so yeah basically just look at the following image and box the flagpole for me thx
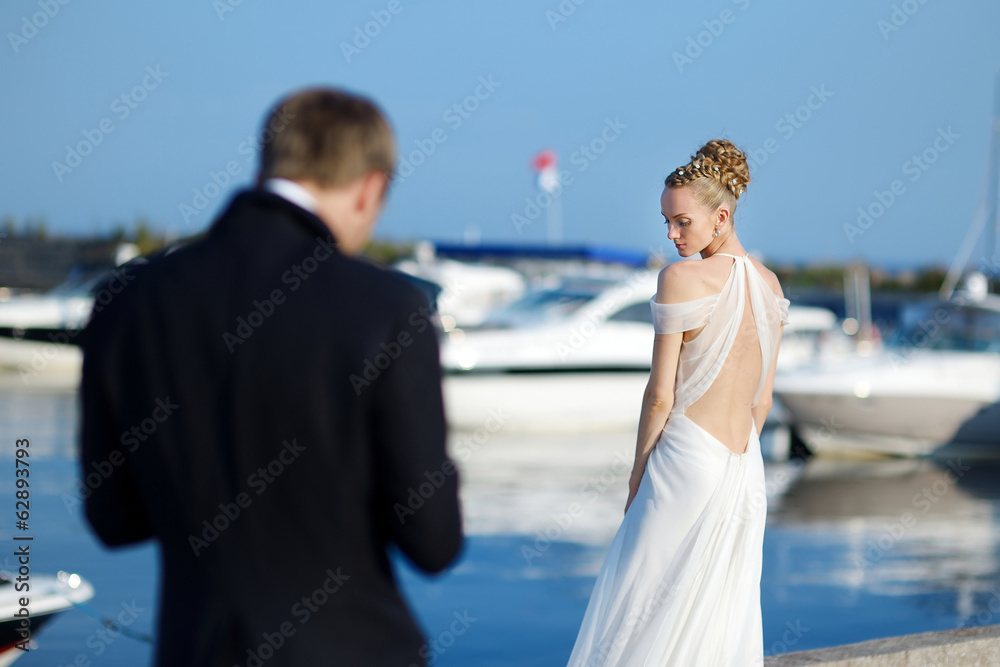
[548,190,562,245]
[532,149,562,246]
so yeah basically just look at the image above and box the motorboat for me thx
[773,277,1000,459]
[0,242,141,385]
[0,267,107,386]
[441,268,847,434]
[773,69,1000,460]
[441,270,660,432]
[443,270,661,373]
[0,570,95,665]
[395,241,526,329]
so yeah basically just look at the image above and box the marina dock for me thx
[766,623,1000,666]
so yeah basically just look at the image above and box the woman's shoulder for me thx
[748,256,785,300]
[656,260,717,303]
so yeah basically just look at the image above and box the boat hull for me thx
[0,572,95,665]
[775,351,1000,458]
[444,370,648,432]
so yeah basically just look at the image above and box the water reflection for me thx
[3,384,1000,659]
[768,457,1000,627]
[0,386,78,458]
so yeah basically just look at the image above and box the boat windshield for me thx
[885,300,1000,353]
[477,280,607,329]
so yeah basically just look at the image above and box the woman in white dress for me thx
[567,139,790,666]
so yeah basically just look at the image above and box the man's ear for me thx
[356,171,388,214]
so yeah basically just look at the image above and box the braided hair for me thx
[664,139,750,222]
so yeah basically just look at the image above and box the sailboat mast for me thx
[940,67,1000,299]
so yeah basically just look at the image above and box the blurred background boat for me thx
[0,245,139,388]
[0,570,94,665]
[774,70,1000,460]
[438,262,855,437]
[395,241,527,329]
[774,276,1000,459]
[0,270,102,383]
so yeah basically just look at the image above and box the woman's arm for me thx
[625,266,687,514]
[625,336,682,513]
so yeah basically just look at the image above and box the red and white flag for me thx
[532,149,559,194]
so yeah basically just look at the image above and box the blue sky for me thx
[2,0,999,268]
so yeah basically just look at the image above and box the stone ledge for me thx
[764,624,1000,666]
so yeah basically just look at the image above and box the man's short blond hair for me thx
[258,88,395,189]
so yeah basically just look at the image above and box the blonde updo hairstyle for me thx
[664,138,750,225]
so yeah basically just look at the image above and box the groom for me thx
[79,88,463,666]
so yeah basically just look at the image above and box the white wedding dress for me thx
[567,252,790,666]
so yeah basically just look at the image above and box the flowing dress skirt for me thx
[566,413,767,666]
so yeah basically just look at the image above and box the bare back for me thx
[650,253,788,455]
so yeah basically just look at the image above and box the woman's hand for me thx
[624,468,644,515]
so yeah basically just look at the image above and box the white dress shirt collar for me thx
[262,178,318,214]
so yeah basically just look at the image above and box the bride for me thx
[567,139,790,666]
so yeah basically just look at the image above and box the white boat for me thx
[0,571,95,665]
[774,281,1000,459]
[441,271,656,432]
[0,246,143,387]
[442,269,847,434]
[395,242,527,329]
[0,269,104,386]
[773,69,1000,460]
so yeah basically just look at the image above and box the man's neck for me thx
[262,178,319,214]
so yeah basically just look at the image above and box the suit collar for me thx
[214,188,337,244]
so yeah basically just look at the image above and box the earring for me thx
[714,229,720,237]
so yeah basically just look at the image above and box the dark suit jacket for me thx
[80,188,463,666]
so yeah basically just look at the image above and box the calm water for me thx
[2,386,999,666]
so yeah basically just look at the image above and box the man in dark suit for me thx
[79,88,463,666]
